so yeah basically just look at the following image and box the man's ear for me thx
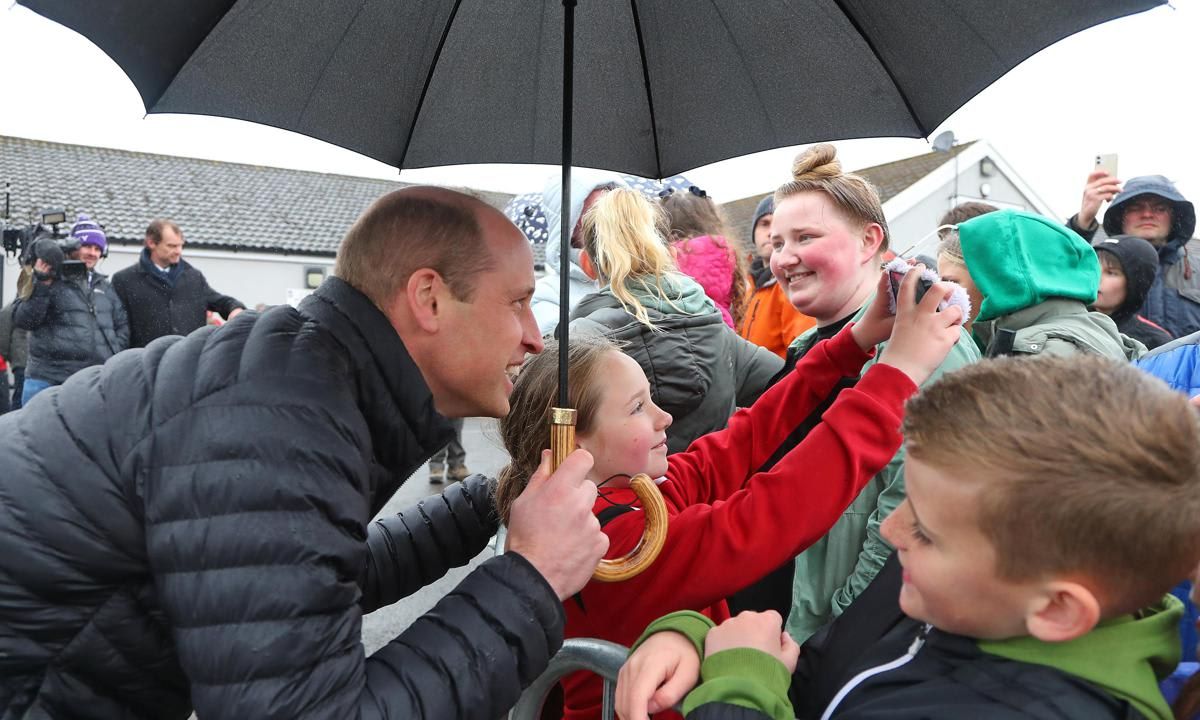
[860,223,886,262]
[580,250,598,280]
[1024,580,1101,643]
[406,268,445,333]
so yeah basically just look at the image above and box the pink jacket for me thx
[672,235,738,327]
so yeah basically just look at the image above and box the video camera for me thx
[3,209,85,281]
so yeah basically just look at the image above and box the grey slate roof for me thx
[721,142,977,249]
[0,134,513,256]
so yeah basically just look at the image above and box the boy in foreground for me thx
[617,355,1200,720]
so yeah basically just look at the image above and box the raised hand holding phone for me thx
[877,269,964,386]
[1079,154,1121,229]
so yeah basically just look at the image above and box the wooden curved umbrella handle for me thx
[550,408,667,583]
[591,472,668,583]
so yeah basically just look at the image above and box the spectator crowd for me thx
[2,145,1200,720]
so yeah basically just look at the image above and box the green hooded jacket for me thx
[958,209,1145,361]
[785,298,980,643]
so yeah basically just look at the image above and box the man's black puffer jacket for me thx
[0,276,564,719]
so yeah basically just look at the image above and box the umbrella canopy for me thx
[20,0,1162,412]
[21,1,1160,179]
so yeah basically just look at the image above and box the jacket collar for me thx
[299,277,455,502]
[138,248,186,285]
[749,256,776,290]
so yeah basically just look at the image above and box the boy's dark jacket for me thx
[111,248,245,348]
[673,554,1181,720]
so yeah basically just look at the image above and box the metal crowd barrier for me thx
[509,638,629,720]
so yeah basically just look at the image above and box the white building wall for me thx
[887,159,1045,261]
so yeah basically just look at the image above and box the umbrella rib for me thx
[627,0,663,178]
[829,0,927,136]
[398,0,466,167]
[297,0,370,128]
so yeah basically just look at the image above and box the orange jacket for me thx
[739,279,815,358]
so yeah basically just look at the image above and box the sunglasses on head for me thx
[658,185,708,199]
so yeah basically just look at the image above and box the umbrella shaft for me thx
[557,0,576,409]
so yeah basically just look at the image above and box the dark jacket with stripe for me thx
[0,277,563,719]
[690,554,1149,720]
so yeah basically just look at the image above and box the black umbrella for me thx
[18,0,1162,406]
[19,0,1163,497]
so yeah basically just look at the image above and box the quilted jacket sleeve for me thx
[146,379,560,719]
[110,283,130,351]
[12,282,51,330]
[360,474,500,614]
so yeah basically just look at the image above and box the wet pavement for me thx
[361,416,512,655]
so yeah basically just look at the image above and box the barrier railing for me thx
[509,638,629,720]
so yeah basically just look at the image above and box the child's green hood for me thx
[958,209,1100,323]
[978,594,1183,720]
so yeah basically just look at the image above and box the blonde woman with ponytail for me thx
[725,143,981,642]
[570,188,781,453]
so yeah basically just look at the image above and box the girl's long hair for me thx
[581,189,682,329]
[495,334,619,524]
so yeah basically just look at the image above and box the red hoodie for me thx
[561,325,916,719]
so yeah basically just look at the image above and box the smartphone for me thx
[887,267,932,312]
[1095,153,1118,178]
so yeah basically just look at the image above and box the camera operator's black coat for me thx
[0,277,564,719]
[12,270,129,384]
[111,249,246,348]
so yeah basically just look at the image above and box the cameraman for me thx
[14,214,128,404]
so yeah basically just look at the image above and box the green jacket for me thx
[785,300,980,643]
[972,297,1145,360]
[958,208,1145,360]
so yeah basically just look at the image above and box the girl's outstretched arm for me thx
[592,355,914,616]
[668,325,872,506]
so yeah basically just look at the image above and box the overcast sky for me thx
[1,3,1197,219]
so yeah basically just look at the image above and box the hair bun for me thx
[792,143,842,181]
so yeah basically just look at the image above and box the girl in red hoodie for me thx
[495,268,963,720]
